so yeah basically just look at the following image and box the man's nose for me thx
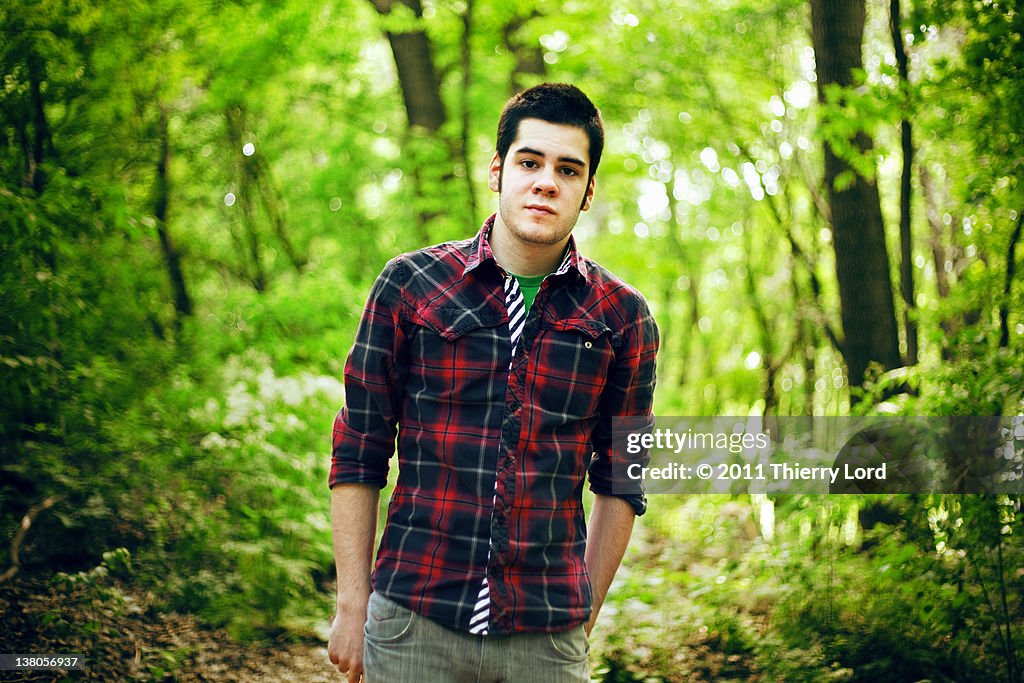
[532,167,557,195]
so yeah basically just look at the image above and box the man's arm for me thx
[583,493,636,635]
[327,483,379,681]
[585,299,658,635]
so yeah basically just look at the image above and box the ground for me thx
[1,521,766,683]
[0,577,338,682]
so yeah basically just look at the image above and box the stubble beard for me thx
[497,193,581,248]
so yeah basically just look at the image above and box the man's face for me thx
[488,118,595,250]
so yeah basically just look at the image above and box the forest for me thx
[1,0,1023,680]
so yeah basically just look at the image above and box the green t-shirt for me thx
[512,273,546,314]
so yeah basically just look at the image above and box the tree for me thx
[890,0,917,365]
[810,0,901,390]
[366,0,474,243]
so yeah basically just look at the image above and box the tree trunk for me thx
[23,51,64,438]
[1000,211,1022,348]
[154,105,192,326]
[742,223,782,416]
[459,0,478,224]
[810,0,901,389]
[254,155,305,272]
[368,0,474,244]
[225,106,267,292]
[368,0,445,131]
[919,165,971,363]
[367,0,445,132]
[890,0,917,364]
[503,12,545,95]
[27,52,52,195]
[663,178,695,390]
[382,37,445,132]
[919,166,951,299]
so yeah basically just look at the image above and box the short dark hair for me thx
[495,83,604,182]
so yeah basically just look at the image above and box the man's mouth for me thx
[525,204,556,215]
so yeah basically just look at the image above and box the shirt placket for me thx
[469,274,525,635]
[472,243,575,634]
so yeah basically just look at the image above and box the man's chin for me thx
[513,226,571,247]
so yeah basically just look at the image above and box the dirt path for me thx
[236,642,340,682]
[0,577,347,682]
[3,569,755,682]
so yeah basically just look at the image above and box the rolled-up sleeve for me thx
[329,257,409,489]
[588,299,659,516]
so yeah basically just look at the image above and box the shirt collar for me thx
[464,214,589,283]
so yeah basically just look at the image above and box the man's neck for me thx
[489,216,569,277]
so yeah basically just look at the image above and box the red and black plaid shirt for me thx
[330,215,659,634]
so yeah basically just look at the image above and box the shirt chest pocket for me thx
[529,318,622,422]
[406,304,507,407]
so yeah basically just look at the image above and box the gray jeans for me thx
[362,592,591,683]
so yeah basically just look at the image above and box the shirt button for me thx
[585,341,593,349]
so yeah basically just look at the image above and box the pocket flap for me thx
[414,304,505,341]
[549,318,621,345]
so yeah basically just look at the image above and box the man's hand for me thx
[328,597,368,681]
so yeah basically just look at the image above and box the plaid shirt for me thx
[330,215,659,635]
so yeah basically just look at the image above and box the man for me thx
[327,83,658,682]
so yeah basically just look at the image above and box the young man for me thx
[327,83,658,682]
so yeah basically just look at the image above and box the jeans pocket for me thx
[364,593,416,643]
[547,625,590,662]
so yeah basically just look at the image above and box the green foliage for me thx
[596,494,1014,681]
[145,352,339,638]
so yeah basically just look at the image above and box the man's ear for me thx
[488,153,502,193]
[581,176,595,211]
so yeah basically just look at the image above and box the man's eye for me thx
[520,159,538,168]
[560,167,579,176]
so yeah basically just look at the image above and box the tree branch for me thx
[697,70,843,355]
[0,495,62,584]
